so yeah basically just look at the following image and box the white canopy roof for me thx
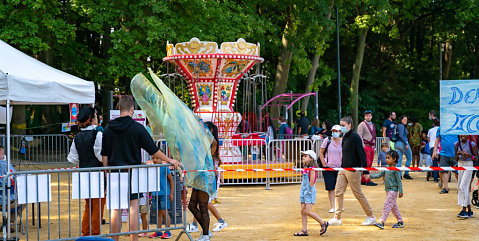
[0,39,95,105]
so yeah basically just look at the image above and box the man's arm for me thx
[151,150,179,169]
[382,127,387,138]
[67,140,79,165]
[102,156,108,167]
[433,136,440,159]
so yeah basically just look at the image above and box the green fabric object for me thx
[131,69,216,196]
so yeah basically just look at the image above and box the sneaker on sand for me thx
[186,223,199,233]
[328,208,335,213]
[468,211,474,217]
[195,235,210,241]
[160,231,172,239]
[440,188,449,194]
[148,232,163,238]
[457,210,469,218]
[361,216,377,226]
[392,222,404,228]
[213,221,228,232]
[328,218,342,226]
[366,181,378,186]
[374,222,384,229]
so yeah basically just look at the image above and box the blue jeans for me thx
[395,141,412,176]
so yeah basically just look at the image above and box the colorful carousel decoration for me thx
[163,38,296,180]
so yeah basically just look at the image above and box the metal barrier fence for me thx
[0,135,70,165]
[1,164,191,241]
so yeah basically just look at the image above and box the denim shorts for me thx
[152,195,170,210]
[300,188,317,204]
[439,155,457,173]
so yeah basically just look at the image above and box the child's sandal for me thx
[293,230,308,236]
[320,222,329,235]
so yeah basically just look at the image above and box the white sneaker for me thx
[213,221,228,232]
[186,223,199,232]
[328,208,335,213]
[328,218,342,226]
[195,234,210,241]
[361,216,377,226]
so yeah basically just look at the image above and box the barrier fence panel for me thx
[1,164,192,241]
[267,139,313,185]
[220,139,268,185]
[0,135,70,165]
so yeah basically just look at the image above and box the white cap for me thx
[332,125,341,131]
[301,150,317,161]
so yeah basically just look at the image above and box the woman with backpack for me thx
[318,125,343,213]
[394,115,413,179]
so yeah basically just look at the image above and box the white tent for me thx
[0,39,95,172]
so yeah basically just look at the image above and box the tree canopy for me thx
[1,0,478,132]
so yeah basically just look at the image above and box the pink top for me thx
[302,169,318,183]
[321,137,343,168]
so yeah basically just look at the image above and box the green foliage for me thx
[2,0,479,134]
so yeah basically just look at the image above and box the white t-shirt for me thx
[139,194,148,205]
[427,127,439,149]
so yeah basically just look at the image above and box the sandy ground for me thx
[10,165,479,241]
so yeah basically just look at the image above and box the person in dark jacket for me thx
[67,106,105,236]
[101,96,179,241]
[328,116,377,227]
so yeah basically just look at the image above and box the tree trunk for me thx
[11,106,26,135]
[444,42,453,79]
[350,28,368,129]
[301,55,320,111]
[300,0,334,111]
[270,23,293,120]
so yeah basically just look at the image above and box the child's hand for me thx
[399,193,403,198]
[169,193,174,202]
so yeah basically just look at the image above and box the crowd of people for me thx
[288,109,478,236]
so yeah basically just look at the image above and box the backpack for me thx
[284,126,293,139]
[390,125,399,142]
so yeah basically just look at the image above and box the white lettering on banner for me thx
[17,174,52,204]
[440,80,479,135]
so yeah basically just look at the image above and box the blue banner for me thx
[440,80,479,135]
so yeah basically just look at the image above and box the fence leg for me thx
[175,229,193,241]
[265,176,271,190]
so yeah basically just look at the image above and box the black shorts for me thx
[323,170,338,191]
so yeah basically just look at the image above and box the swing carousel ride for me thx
[162,38,298,181]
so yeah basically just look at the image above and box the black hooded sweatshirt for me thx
[101,115,159,166]
[341,129,368,173]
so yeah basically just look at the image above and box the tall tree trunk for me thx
[270,22,293,120]
[350,28,368,129]
[444,42,453,79]
[301,0,334,111]
[301,55,320,111]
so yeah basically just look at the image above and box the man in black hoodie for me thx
[101,96,179,241]
[328,116,377,227]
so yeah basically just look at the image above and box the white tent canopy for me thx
[0,39,95,105]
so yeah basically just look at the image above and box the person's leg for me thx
[347,171,374,217]
[390,192,403,222]
[111,209,121,241]
[379,191,394,223]
[328,191,335,210]
[128,199,139,241]
[440,156,451,190]
[458,161,473,207]
[404,145,413,176]
[81,199,92,236]
[333,171,348,220]
[362,146,374,183]
[432,156,439,182]
[301,203,307,233]
[395,142,405,174]
[304,203,324,224]
[141,212,148,231]
[91,198,102,235]
[208,203,222,221]
[189,189,210,236]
